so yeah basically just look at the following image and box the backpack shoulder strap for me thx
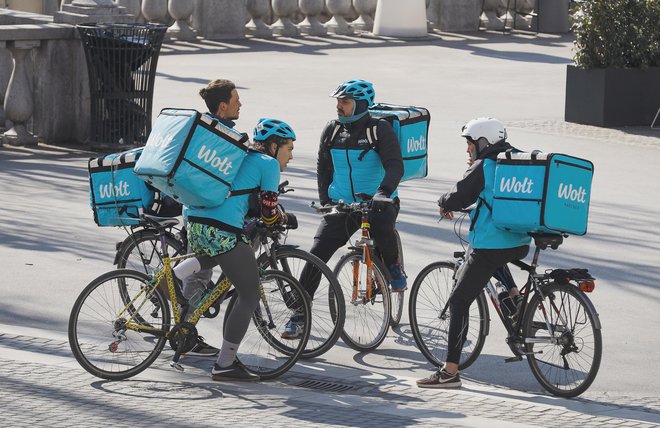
[229,186,260,197]
[358,119,380,161]
[323,120,341,148]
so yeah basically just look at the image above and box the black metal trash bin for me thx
[78,23,167,150]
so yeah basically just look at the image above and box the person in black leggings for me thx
[170,118,298,381]
[417,117,531,389]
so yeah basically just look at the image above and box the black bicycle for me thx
[408,210,602,397]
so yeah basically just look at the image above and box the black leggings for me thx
[300,202,400,298]
[446,245,530,365]
[197,241,260,344]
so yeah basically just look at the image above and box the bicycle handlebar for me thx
[309,194,394,215]
[278,180,293,195]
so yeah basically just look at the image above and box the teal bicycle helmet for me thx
[253,118,296,142]
[330,79,376,107]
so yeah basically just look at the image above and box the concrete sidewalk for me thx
[1,322,659,427]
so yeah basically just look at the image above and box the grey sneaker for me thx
[211,361,260,382]
[416,367,462,388]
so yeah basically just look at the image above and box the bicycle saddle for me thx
[529,233,564,250]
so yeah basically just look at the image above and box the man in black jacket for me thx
[285,79,406,339]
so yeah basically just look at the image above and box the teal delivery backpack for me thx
[491,151,594,235]
[88,148,155,226]
[134,109,250,208]
[368,103,430,182]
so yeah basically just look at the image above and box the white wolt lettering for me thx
[198,145,234,175]
[407,136,427,153]
[150,132,174,148]
[558,183,587,203]
[99,180,130,199]
[499,177,534,194]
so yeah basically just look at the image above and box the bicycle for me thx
[69,214,312,381]
[113,183,345,359]
[408,210,602,397]
[312,194,406,351]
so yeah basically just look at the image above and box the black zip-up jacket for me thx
[317,114,404,205]
[438,142,516,211]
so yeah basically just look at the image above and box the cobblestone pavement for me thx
[1,331,659,427]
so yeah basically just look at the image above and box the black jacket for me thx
[438,142,516,211]
[317,114,404,205]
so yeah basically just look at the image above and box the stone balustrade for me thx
[0,0,563,147]
[1,9,82,147]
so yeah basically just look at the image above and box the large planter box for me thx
[565,65,660,127]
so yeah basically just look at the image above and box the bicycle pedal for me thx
[504,356,523,363]
[170,361,185,372]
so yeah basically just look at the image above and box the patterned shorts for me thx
[187,223,249,257]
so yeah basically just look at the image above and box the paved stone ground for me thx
[1,331,659,427]
[507,120,660,148]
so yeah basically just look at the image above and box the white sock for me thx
[216,340,239,368]
[172,257,202,281]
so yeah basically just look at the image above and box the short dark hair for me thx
[199,79,236,113]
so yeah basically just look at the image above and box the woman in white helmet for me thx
[416,117,531,389]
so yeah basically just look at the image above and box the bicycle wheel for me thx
[522,282,602,397]
[115,229,185,274]
[389,229,405,327]
[409,261,488,370]
[223,270,311,380]
[257,248,345,359]
[334,251,391,352]
[68,269,171,380]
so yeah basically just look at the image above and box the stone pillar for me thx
[0,44,11,132]
[481,0,508,30]
[299,0,327,35]
[438,0,481,31]
[193,0,247,39]
[325,0,353,35]
[168,0,196,40]
[426,0,437,31]
[352,0,376,31]
[512,0,536,30]
[3,41,40,147]
[247,0,274,37]
[142,0,169,24]
[271,0,300,37]
[116,0,143,22]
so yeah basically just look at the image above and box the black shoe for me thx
[186,336,219,356]
[211,361,260,381]
[416,367,462,388]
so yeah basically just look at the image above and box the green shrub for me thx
[572,0,660,68]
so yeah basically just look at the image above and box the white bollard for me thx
[373,0,428,37]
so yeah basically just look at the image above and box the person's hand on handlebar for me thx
[276,205,298,229]
[439,207,454,220]
[371,193,390,213]
[283,212,298,229]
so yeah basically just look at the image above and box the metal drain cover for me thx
[295,380,357,393]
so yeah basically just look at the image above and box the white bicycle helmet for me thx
[461,117,507,147]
